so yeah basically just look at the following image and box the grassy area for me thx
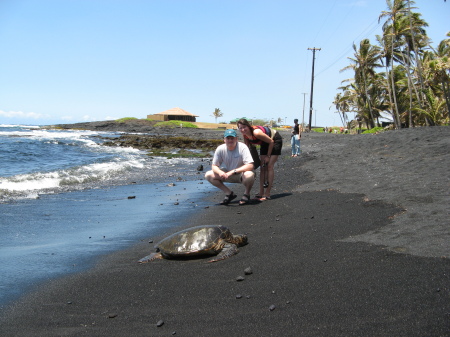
[115,117,139,123]
[362,127,384,134]
[154,120,198,128]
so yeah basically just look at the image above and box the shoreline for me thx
[0,178,213,308]
[1,126,448,336]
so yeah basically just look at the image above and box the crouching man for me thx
[205,129,254,205]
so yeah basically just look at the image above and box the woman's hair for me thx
[237,118,252,129]
[294,119,298,123]
[237,118,253,145]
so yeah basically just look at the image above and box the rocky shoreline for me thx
[49,120,234,155]
[47,120,227,139]
[101,135,223,157]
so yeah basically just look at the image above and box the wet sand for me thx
[1,126,448,336]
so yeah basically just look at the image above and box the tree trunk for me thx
[442,79,450,118]
[400,51,414,127]
[390,42,402,128]
[407,0,426,112]
[384,63,397,127]
[362,71,375,129]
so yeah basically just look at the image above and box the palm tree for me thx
[423,34,450,120]
[379,0,410,127]
[341,39,382,128]
[396,9,429,126]
[405,1,430,111]
[376,33,399,127]
[212,108,223,123]
[416,87,448,125]
[332,92,352,128]
[336,0,448,127]
[434,33,450,115]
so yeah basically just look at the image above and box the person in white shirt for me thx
[205,129,255,205]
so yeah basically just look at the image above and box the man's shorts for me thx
[224,171,255,183]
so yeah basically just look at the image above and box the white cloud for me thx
[0,110,50,120]
[104,116,119,120]
[60,115,74,121]
[82,115,96,121]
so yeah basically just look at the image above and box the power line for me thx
[315,18,383,78]
[308,0,338,46]
[312,1,356,50]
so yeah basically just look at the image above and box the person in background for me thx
[237,118,282,201]
[204,129,255,205]
[291,118,302,157]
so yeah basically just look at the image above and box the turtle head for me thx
[234,234,248,246]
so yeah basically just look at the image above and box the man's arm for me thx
[236,163,254,173]
[213,162,253,179]
[211,164,228,180]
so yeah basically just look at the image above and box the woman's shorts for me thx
[260,132,283,156]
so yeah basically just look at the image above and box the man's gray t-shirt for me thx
[212,142,253,171]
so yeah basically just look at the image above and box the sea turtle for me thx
[138,225,248,263]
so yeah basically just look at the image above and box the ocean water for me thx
[0,125,212,307]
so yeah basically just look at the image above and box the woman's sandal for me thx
[239,194,250,205]
[255,194,263,199]
[220,192,237,205]
[260,196,271,201]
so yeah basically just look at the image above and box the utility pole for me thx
[308,47,321,131]
[301,93,307,130]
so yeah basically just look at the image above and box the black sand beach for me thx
[1,126,449,336]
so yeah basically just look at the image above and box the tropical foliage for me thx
[335,0,449,129]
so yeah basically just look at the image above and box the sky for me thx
[0,0,448,127]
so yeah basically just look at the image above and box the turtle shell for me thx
[156,225,230,258]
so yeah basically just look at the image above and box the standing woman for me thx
[291,118,302,157]
[237,118,283,200]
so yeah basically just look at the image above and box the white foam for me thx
[0,156,147,194]
[0,124,40,129]
[0,129,97,139]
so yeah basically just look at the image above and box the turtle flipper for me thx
[138,252,163,263]
[208,243,238,263]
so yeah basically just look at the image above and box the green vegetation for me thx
[362,127,385,134]
[334,0,449,129]
[154,120,198,128]
[115,117,138,123]
[311,128,325,133]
